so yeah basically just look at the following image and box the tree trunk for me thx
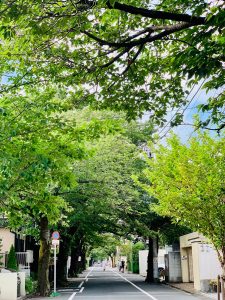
[145,236,158,283]
[110,255,115,268]
[145,237,154,283]
[153,236,159,281]
[57,234,70,285]
[38,216,51,296]
[81,246,86,271]
[68,240,82,277]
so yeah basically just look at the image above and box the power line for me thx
[158,79,206,139]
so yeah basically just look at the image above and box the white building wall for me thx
[180,232,222,292]
[199,244,222,280]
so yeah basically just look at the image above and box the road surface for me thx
[30,267,213,300]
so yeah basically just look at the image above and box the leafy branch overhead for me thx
[0,0,224,128]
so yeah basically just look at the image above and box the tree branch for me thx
[122,43,145,75]
[119,24,190,44]
[83,22,198,48]
[182,122,225,133]
[100,46,131,69]
[106,1,206,25]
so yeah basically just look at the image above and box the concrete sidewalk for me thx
[166,282,217,299]
[26,272,89,300]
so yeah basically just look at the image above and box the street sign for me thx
[52,231,60,240]
[52,239,60,246]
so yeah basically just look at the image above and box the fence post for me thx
[218,275,220,300]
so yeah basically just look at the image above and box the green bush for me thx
[132,242,145,273]
[7,245,17,271]
[25,277,37,294]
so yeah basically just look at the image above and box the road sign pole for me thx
[51,231,60,297]
[54,243,57,294]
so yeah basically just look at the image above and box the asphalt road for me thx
[30,267,213,300]
[67,267,210,300]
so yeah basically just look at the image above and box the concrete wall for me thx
[193,243,222,292]
[139,248,172,277]
[158,248,166,268]
[0,228,15,253]
[0,273,17,300]
[168,252,182,282]
[18,272,26,297]
[139,250,148,276]
[0,272,26,299]
[180,232,206,283]
[180,232,222,292]
[180,247,189,282]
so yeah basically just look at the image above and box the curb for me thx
[199,292,217,299]
[164,283,217,299]
[163,282,195,295]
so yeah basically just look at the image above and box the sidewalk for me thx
[166,282,217,299]
[26,271,89,300]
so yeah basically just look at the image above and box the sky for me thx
[150,81,217,145]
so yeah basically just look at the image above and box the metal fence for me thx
[0,252,6,267]
[0,251,31,269]
[16,252,28,266]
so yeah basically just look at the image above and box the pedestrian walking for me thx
[120,260,125,273]
[102,260,106,271]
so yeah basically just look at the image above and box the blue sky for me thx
[154,81,217,144]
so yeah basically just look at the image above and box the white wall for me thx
[18,272,26,297]
[158,249,166,268]
[191,243,222,291]
[139,250,148,276]
[0,273,17,300]
[199,244,222,279]
[180,232,223,291]
[168,252,182,282]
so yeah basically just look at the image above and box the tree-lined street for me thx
[29,267,213,300]
[0,0,224,298]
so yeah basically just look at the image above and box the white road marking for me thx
[112,270,158,300]
[85,267,93,279]
[58,289,78,292]
[79,287,85,293]
[84,267,93,282]
[78,281,84,288]
[68,292,77,300]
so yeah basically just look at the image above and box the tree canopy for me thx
[0,0,224,293]
[141,132,225,271]
[0,0,224,129]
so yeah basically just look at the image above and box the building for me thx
[180,232,222,292]
[0,222,35,275]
